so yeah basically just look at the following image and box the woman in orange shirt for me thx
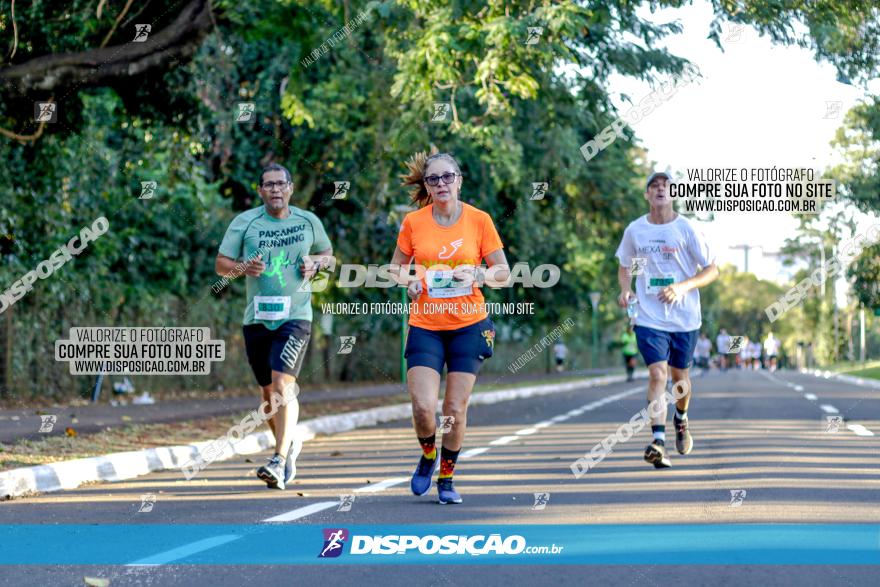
[389,150,510,504]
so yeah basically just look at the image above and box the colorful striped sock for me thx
[438,446,460,479]
[418,434,437,460]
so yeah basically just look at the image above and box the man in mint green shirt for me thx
[215,163,333,490]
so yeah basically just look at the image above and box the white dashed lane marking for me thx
[263,501,338,523]
[846,424,875,437]
[353,477,409,493]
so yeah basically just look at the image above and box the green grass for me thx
[827,360,880,380]
[841,365,880,381]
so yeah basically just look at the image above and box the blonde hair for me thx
[400,148,461,208]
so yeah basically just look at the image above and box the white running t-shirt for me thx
[615,214,715,333]
[694,337,712,358]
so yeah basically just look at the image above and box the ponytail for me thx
[400,148,461,208]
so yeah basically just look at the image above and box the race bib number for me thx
[646,275,675,294]
[426,270,472,299]
[254,296,291,320]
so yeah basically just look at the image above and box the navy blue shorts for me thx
[405,317,495,375]
[633,325,698,369]
[243,320,311,386]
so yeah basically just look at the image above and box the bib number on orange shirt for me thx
[426,269,472,299]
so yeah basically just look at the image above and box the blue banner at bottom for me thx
[1,525,878,565]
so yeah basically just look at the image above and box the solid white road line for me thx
[515,427,538,436]
[127,535,242,565]
[820,404,839,414]
[263,501,338,523]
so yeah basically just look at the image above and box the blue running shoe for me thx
[437,477,462,504]
[410,454,437,496]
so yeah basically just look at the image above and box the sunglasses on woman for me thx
[424,172,460,187]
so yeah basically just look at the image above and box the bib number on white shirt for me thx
[254,296,291,320]
[646,275,675,294]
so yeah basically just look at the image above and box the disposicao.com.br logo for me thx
[318,528,563,558]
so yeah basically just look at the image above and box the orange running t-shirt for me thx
[397,203,504,331]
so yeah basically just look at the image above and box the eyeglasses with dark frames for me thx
[424,172,460,187]
[261,180,290,190]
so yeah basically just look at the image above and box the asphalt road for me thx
[1,369,878,585]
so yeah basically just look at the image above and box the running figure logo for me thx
[236,102,255,123]
[337,336,356,355]
[530,182,548,200]
[140,181,157,200]
[825,415,843,433]
[439,415,455,434]
[729,489,747,507]
[337,495,355,512]
[823,101,843,119]
[431,102,450,122]
[265,250,292,287]
[318,528,349,558]
[727,336,745,354]
[133,24,151,42]
[630,257,647,276]
[438,238,464,259]
[724,23,744,43]
[38,415,57,433]
[34,102,57,123]
[532,492,550,510]
[525,27,543,45]
[332,181,350,200]
[138,493,156,513]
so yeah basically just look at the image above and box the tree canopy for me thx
[1,0,877,397]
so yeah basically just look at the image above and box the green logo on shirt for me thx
[265,250,293,287]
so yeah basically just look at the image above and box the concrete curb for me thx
[801,368,880,390]
[0,374,633,499]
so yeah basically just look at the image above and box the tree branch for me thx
[100,0,137,48]
[0,0,214,95]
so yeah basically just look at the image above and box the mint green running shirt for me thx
[219,205,331,330]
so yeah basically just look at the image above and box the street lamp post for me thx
[589,292,601,369]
